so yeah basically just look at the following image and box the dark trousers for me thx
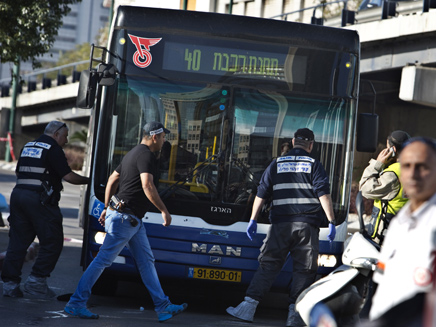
[1,188,64,284]
[246,221,319,304]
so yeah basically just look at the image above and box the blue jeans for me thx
[67,208,170,312]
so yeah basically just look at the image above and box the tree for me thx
[69,129,88,144]
[42,42,93,79]
[0,0,81,162]
[41,24,108,79]
[0,0,81,69]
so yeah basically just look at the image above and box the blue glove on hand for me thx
[246,220,257,241]
[327,223,336,242]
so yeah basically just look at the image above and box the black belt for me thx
[109,202,135,215]
[108,200,138,227]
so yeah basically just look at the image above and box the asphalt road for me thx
[0,165,288,327]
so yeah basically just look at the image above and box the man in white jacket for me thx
[368,137,436,326]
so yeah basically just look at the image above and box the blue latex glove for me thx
[310,302,336,327]
[327,223,336,242]
[246,220,257,241]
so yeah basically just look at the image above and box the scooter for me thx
[295,191,381,327]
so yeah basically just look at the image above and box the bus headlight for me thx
[94,232,106,244]
[318,254,337,267]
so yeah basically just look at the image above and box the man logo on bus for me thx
[128,34,162,68]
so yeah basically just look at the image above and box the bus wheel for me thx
[92,275,118,296]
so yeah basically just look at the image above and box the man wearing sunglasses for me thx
[65,121,187,322]
[2,121,90,299]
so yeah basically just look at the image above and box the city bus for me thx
[77,6,361,294]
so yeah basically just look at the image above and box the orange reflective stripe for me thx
[376,261,385,273]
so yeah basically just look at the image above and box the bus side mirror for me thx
[76,70,98,109]
[98,63,117,86]
[356,113,378,152]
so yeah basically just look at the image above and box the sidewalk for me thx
[0,160,17,171]
[0,160,15,227]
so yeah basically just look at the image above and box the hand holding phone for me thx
[377,146,396,163]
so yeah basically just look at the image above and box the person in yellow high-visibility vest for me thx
[359,130,411,244]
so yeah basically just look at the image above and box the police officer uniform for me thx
[1,133,71,292]
[226,128,335,326]
[245,145,331,304]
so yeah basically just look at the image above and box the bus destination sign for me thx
[163,41,305,82]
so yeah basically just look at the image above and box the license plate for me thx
[188,267,241,282]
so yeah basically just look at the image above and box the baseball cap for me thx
[143,121,170,136]
[294,128,315,141]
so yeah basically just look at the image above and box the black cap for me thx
[143,121,170,136]
[389,130,411,151]
[294,128,314,141]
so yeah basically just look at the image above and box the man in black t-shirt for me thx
[114,135,164,220]
[65,121,187,322]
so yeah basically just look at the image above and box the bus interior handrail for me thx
[159,152,222,200]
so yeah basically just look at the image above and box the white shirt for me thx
[369,192,436,320]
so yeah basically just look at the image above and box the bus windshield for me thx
[98,76,354,225]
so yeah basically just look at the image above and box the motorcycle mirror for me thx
[350,257,378,270]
